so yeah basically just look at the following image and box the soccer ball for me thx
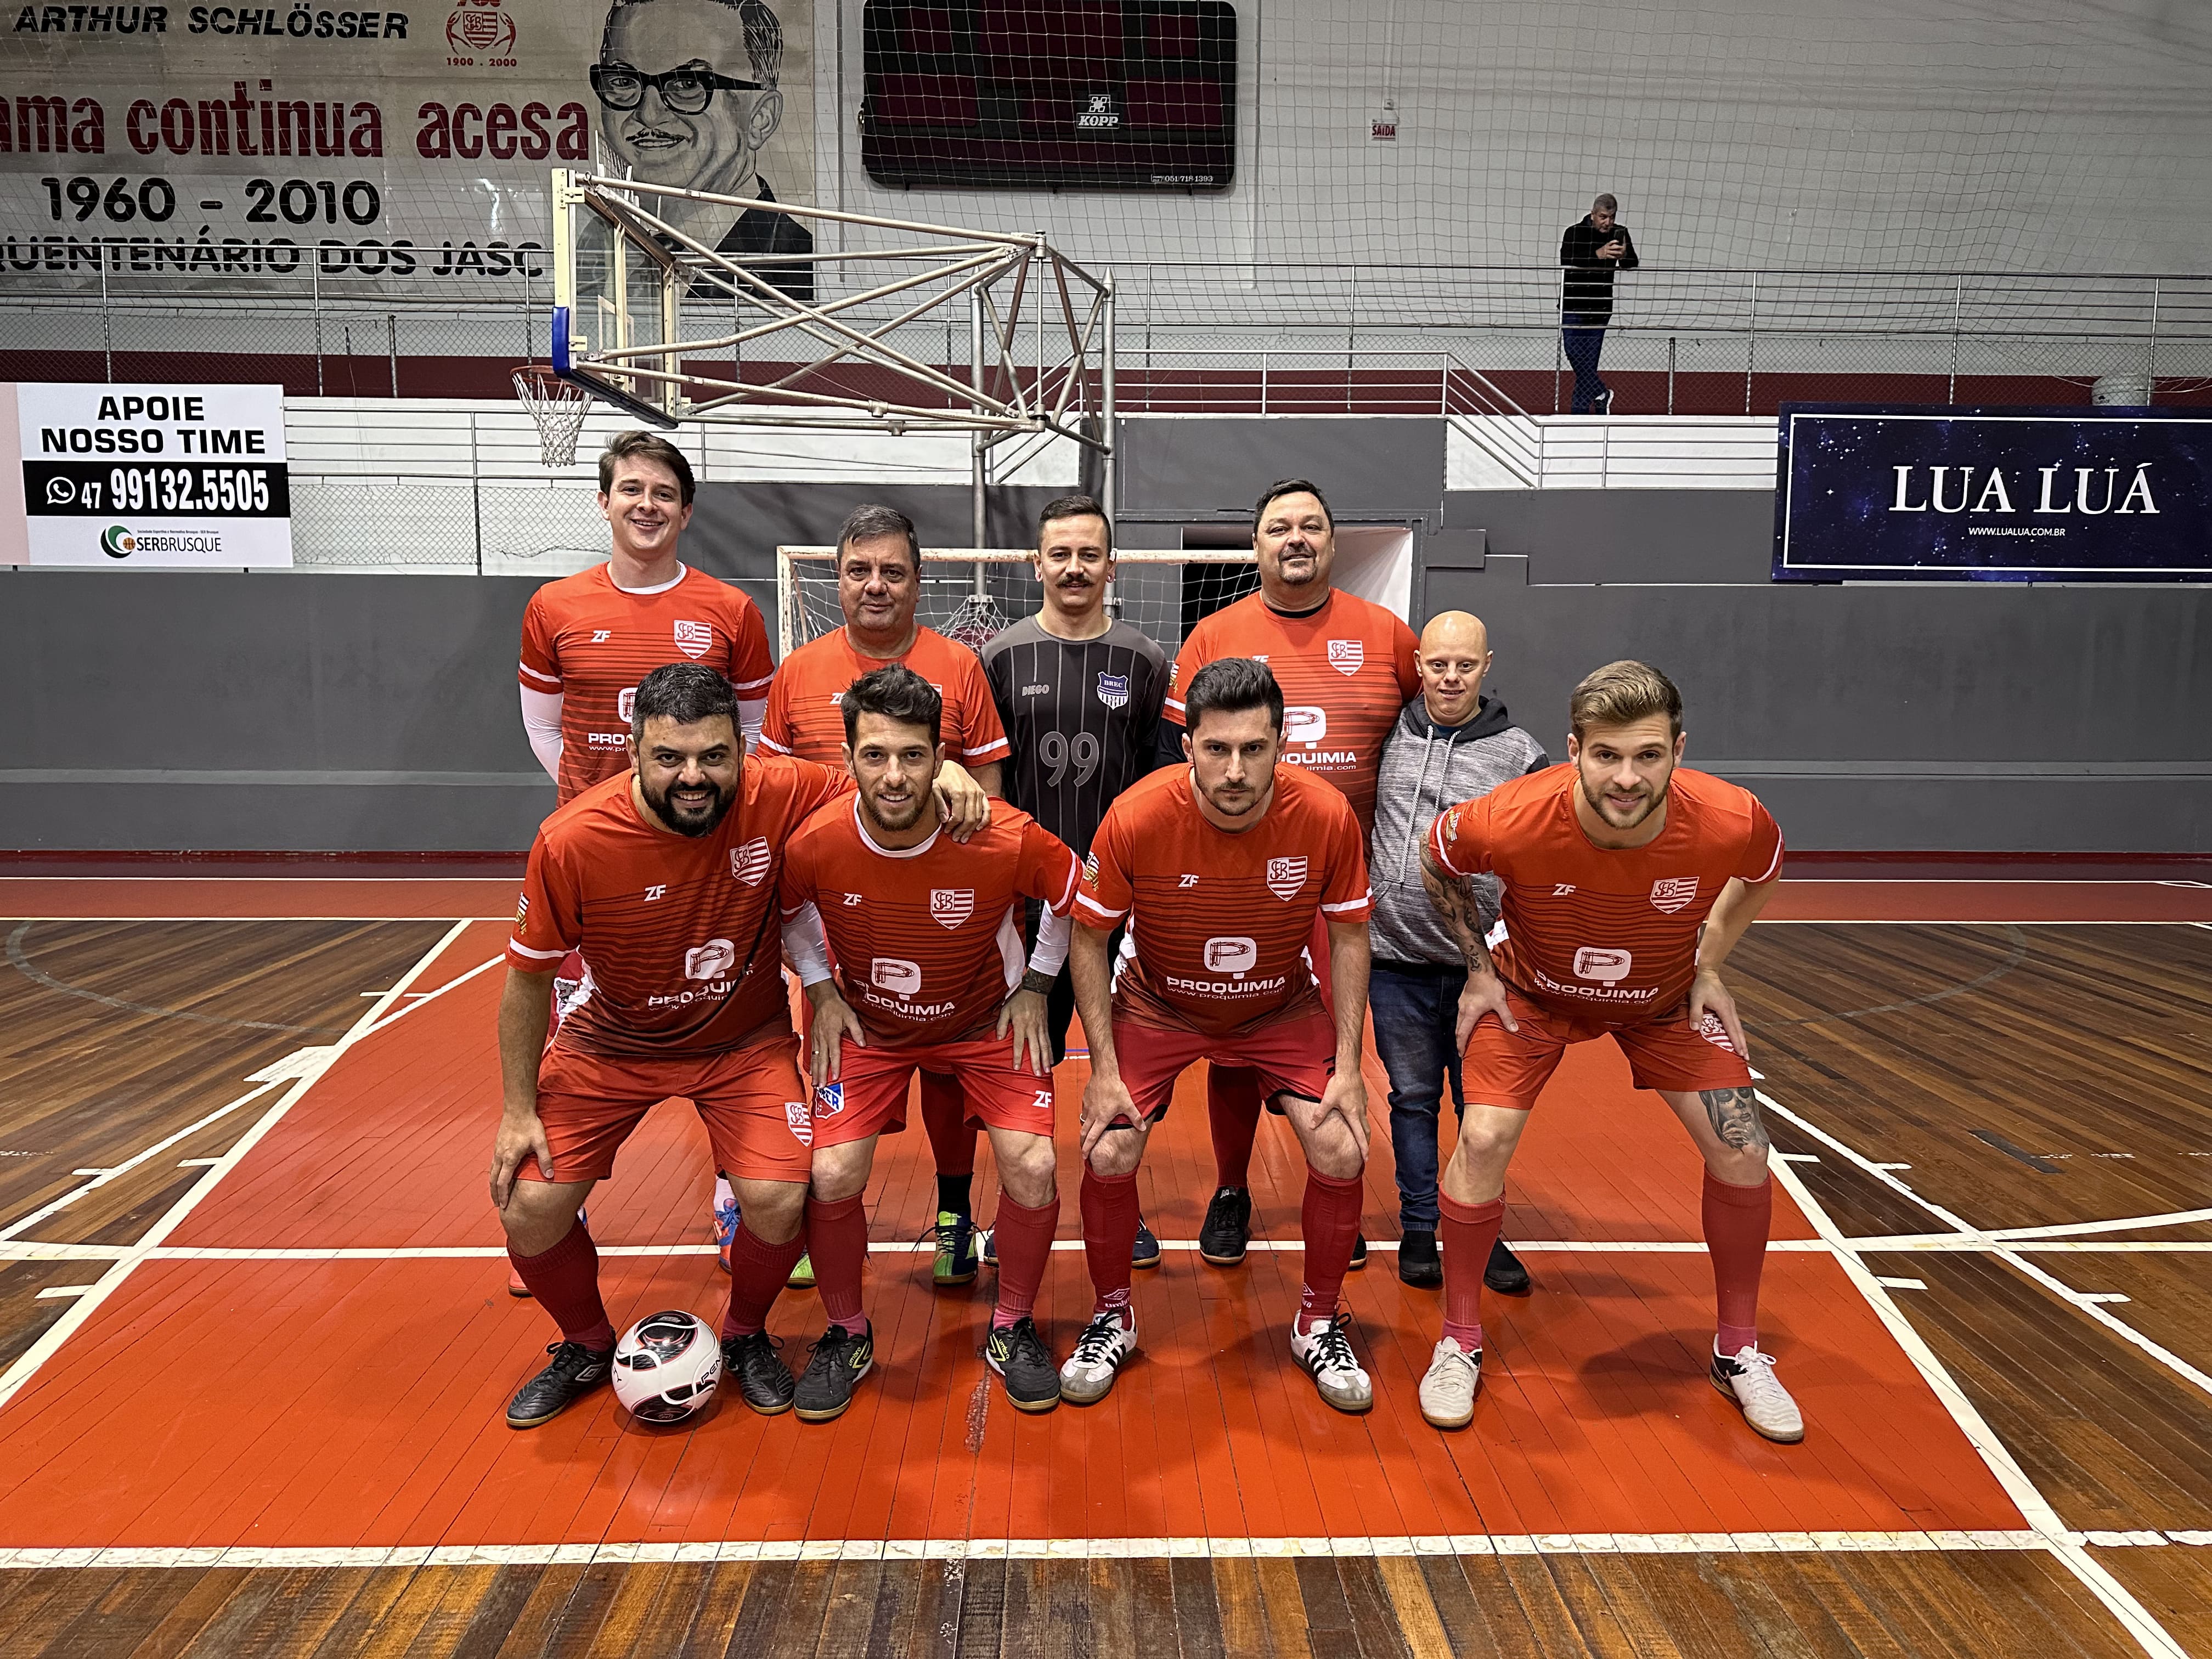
[610,1310,721,1424]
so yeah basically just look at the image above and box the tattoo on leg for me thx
[1700,1087,1770,1155]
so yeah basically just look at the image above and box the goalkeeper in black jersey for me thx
[982,493,1171,1267]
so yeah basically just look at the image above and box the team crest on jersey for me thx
[1082,852,1101,886]
[1649,877,1699,913]
[673,619,713,659]
[617,687,637,723]
[1327,639,1364,676]
[812,1081,844,1117]
[1096,670,1130,709]
[931,889,974,929]
[1266,856,1308,900]
[785,1101,814,1147]
[730,838,772,885]
[514,893,529,927]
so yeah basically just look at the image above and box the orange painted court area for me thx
[0,920,2022,1551]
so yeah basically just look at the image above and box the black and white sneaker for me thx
[1059,1312,1138,1405]
[1712,1343,1804,1443]
[505,1340,612,1429]
[1131,1215,1162,1270]
[1290,1314,1373,1414]
[984,1316,1062,1413]
[1348,1231,1368,1272]
[794,1322,874,1423]
[720,1330,795,1416]
[1199,1187,1253,1266]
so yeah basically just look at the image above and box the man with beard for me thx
[1160,481,1416,1271]
[1065,659,1378,1414]
[490,662,853,1427]
[778,666,1083,1417]
[760,503,1009,1289]
[980,494,1169,1269]
[1415,661,1796,1442]
[591,0,814,301]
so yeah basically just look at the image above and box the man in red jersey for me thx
[1065,658,1379,1414]
[1415,661,1798,1443]
[492,662,855,1429]
[760,503,1011,1289]
[777,664,1082,1418]
[1163,480,1416,1271]
[515,430,776,1280]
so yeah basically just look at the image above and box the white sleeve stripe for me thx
[1748,838,1784,885]
[962,739,1012,759]
[506,939,568,960]
[518,663,562,686]
[1321,894,1372,915]
[731,672,775,693]
[1075,891,1126,922]
[1050,861,1081,913]
[756,733,793,754]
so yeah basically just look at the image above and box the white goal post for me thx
[775,545,1260,661]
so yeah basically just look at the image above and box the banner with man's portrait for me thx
[0,0,814,296]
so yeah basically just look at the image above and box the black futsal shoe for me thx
[1398,1228,1442,1288]
[505,1340,612,1429]
[1348,1231,1369,1272]
[1485,1239,1534,1296]
[721,1331,796,1416]
[984,1316,1062,1412]
[1199,1187,1254,1265]
[794,1322,874,1422]
[1131,1215,1162,1269]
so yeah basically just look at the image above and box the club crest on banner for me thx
[1266,856,1308,901]
[1096,670,1130,709]
[674,620,713,659]
[1649,877,1699,913]
[730,838,772,885]
[785,1101,814,1147]
[1327,639,1364,676]
[931,888,974,928]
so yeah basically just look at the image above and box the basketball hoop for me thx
[512,364,592,468]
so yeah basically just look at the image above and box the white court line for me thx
[0,919,475,1415]
[1762,1094,2212,1406]
[1763,1119,2190,1658]
[129,1238,1843,1264]
[357,955,502,1038]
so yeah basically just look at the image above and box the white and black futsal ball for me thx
[611,1310,720,1424]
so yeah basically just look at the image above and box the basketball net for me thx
[512,365,592,468]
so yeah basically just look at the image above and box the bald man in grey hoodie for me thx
[1369,612,1549,1290]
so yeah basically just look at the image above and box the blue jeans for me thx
[1562,314,1608,413]
[1369,961,1469,1233]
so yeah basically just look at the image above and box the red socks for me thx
[1206,1065,1265,1190]
[989,1192,1060,1330]
[919,1071,977,1180]
[1296,1166,1364,1330]
[807,1192,871,1333]
[509,1220,614,1352]
[1438,1191,1504,1351]
[1703,1170,1773,1355]
[719,1221,807,1342]
[1080,1166,1140,1322]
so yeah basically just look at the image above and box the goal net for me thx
[776,547,1259,661]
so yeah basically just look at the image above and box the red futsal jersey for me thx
[1426,765,1784,1026]
[1166,588,1418,835]
[518,563,775,803]
[758,626,1011,769]
[781,802,1081,1047]
[506,757,850,1057]
[1077,765,1371,1037]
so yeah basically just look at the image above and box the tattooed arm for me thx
[1421,840,1519,1048]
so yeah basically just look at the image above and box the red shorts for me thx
[1110,1014,1336,1125]
[813,1036,1058,1149]
[528,1032,812,1186]
[1461,986,1753,1111]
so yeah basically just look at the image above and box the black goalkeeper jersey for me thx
[981,614,1169,859]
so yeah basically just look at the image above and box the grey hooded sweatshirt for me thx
[1367,692,1549,968]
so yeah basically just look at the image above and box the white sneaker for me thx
[1290,1314,1373,1414]
[1419,1337,1481,1429]
[1711,1343,1804,1443]
[1060,1311,1138,1404]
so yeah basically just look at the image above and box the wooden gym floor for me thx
[0,873,2208,1656]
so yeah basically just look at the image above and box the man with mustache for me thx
[979,494,1170,1269]
[777,665,1084,1418]
[491,662,851,1427]
[1160,481,1417,1272]
[759,503,1009,1289]
[1415,661,1797,1443]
